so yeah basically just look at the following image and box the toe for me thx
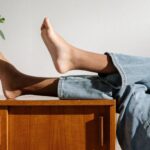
[44,17,54,31]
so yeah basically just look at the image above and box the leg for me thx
[117,84,150,150]
[41,17,117,74]
[0,53,59,99]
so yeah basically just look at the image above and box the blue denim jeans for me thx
[57,52,150,150]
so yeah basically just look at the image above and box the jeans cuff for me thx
[105,52,127,88]
[57,76,65,99]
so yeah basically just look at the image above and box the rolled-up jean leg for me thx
[57,75,114,100]
[106,52,150,86]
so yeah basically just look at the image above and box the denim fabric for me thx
[57,52,150,150]
[107,53,150,150]
[57,75,114,99]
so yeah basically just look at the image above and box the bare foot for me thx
[0,53,59,99]
[0,53,22,99]
[41,17,76,73]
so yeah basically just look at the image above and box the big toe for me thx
[44,17,53,30]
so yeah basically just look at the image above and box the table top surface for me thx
[0,95,115,106]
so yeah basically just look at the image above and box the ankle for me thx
[72,46,89,71]
[70,46,81,70]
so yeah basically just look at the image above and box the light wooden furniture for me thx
[0,99,116,150]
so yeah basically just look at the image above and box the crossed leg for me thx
[0,17,117,99]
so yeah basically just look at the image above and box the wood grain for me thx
[0,99,116,150]
[0,107,8,150]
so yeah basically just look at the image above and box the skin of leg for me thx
[41,17,117,74]
[72,47,117,74]
[3,71,59,98]
[18,74,59,97]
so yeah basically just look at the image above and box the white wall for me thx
[0,0,150,94]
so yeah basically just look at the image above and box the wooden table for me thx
[0,99,116,150]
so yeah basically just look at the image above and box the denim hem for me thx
[57,76,65,99]
[105,52,127,88]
